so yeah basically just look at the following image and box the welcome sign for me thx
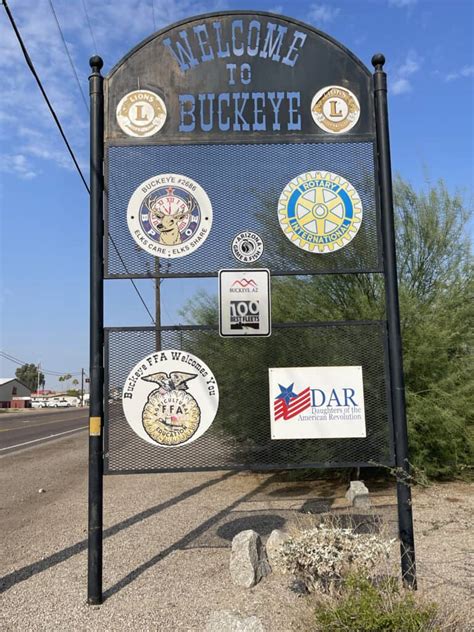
[106,13,373,143]
[269,365,366,439]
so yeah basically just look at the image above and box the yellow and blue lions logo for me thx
[278,171,363,253]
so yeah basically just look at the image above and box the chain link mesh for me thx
[106,140,381,278]
[105,322,394,473]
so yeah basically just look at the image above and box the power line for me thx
[2,0,88,191]
[46,0,155,325]
[108,234,156,323]
[80,0,156,326]
[3,0,155,325]
[151,0,157,31]
[47,0,89,114]
[81,0,98,54]
[0,351,81,376]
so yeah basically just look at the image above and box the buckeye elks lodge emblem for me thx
[127,174,213,258]
[278,171,363,254]
[123,350,219,447]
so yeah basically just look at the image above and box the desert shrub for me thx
[278,525,393,593]
[182,178,473,479]
[314,575,440,632]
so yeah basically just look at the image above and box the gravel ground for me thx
[0,431,472,631]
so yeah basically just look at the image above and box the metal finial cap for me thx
[89,56,104,71]
[371,54,386,69]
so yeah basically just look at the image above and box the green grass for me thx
[314,575,440,632]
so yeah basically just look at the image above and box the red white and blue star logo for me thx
[274,383,311,420]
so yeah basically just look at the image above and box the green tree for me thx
[15,364,45,392]
[58,373,72,390]
[182,177,473,478]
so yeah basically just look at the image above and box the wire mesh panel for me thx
[105,322,394,473]
[106,140,381,278]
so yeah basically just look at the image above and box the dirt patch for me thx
[1,434,472,630]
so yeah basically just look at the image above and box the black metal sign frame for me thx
[88,11,416,604]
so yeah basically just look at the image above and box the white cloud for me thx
[391,77,411,95]
[445,65,474,82]
[0,0,223,180]
[0,153,38,179]
[268,5,284,15]
[391,51,421,95]
[308,4,341,25]
[388,0,417,7]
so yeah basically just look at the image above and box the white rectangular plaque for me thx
[218,269,271,337]
[269,366,366,439]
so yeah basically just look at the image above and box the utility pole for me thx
[81,368,85,407]
[37,362,41,394]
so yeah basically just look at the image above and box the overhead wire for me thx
[0,351,81,376]
[47,0,89,114]
[80,0,159,326]
[151,0,157,31]
[81,0,98,53]
[2,0,88,191]
[2,0,156,325]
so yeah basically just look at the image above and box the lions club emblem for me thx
[122,350,219,447]
[278,171,363,253]
[116,89,167,137]
[311,86,360,134]
[127,174,213,258]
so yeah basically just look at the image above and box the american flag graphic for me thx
[274,386,311,420]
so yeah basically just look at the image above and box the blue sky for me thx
[0,0,473,389]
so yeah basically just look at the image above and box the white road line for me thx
[0,426,87,452]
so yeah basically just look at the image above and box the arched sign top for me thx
[105,11,374,143]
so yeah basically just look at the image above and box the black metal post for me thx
[372,54,416,589]
[88,55,104,605]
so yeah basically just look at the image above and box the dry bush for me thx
[278,524,393,593]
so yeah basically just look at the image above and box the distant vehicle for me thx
[56,399,71,408]
[31,400,47,409]
[46,399,71,408]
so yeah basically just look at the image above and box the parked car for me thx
[31,400,47,409]
[56,400,71,408]
[46,399,70,408]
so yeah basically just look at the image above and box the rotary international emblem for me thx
[311,86,360,134]
[278,171,363,253]
[123,350,219,447]
[116,89,167,137]
[127,174,213,258]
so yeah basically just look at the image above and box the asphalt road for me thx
[0,408,88,455]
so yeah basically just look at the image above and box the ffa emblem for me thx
[231,231,264,263]
[122,350,219,448]
[311,86,360,134]
[278,171,363,254]
[116,89,167,137]
[127,174,213,258]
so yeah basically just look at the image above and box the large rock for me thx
[206,611,265,632]
[265,529,289,570]
[345,481,371,508]
[230,530,270,588]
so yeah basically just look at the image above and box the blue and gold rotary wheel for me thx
[278,170,363,253]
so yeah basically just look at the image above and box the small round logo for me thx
[127,174,212,258]
[278,171,363,254]
[116,90,167,137]
[311,86,360,134]
[122,350,219,447]
[231,231,264,263]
